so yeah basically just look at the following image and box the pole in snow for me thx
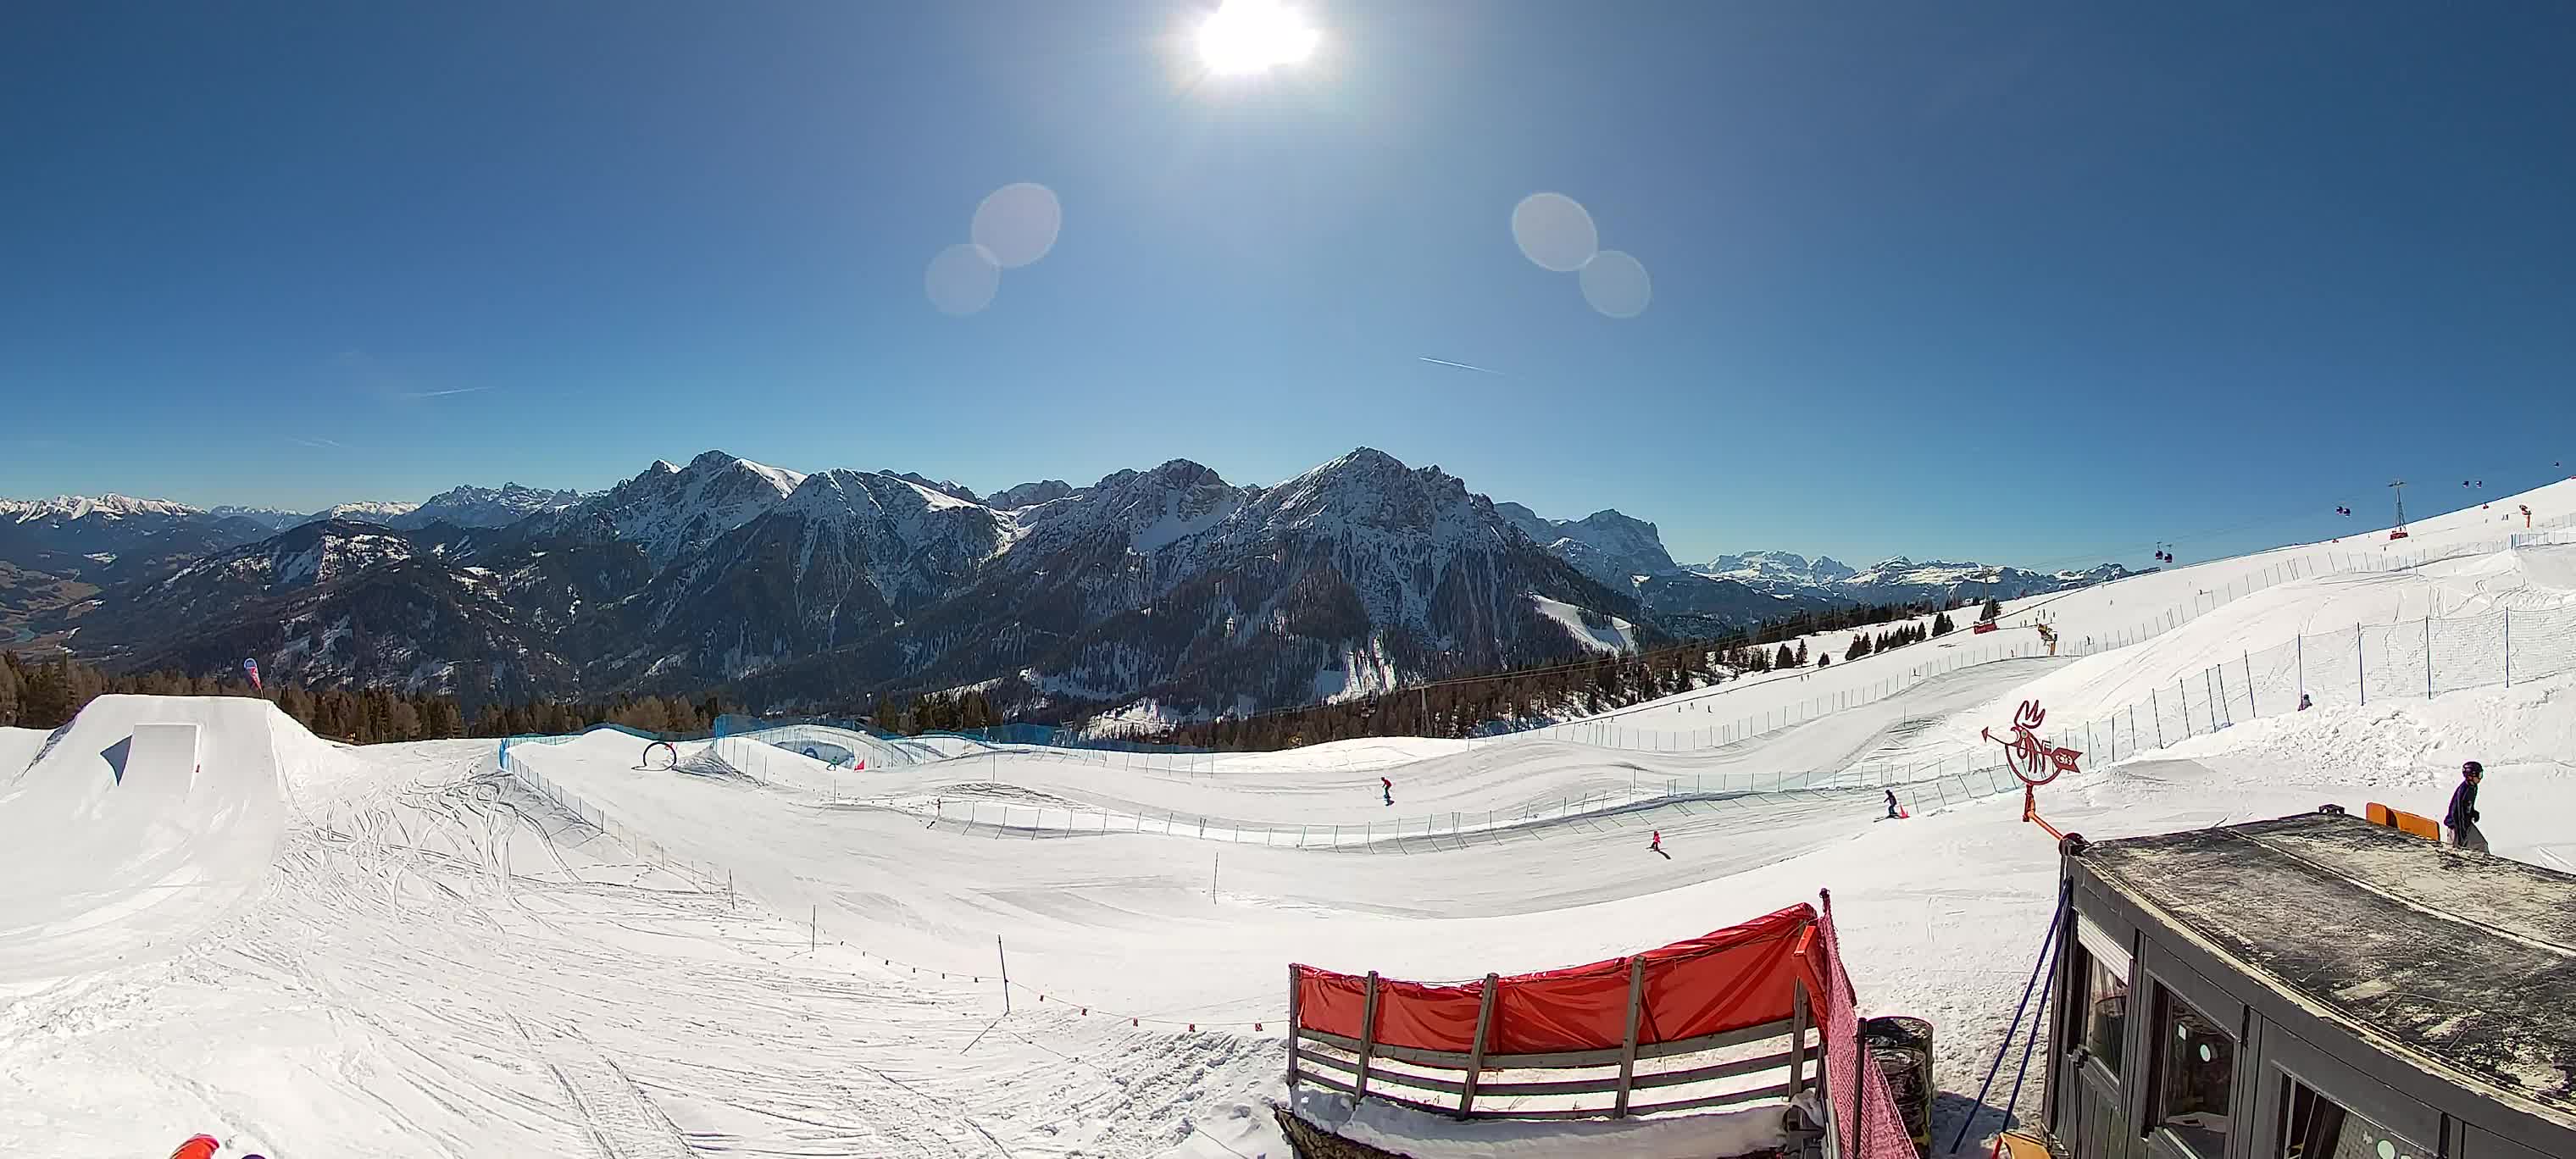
[997,935,1011,1013]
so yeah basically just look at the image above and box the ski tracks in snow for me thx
[3,743,1270,1156]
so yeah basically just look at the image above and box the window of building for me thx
[2279,1075,2423,1159]
[2074,919,2131,1076]
[2152,987,2236,1159]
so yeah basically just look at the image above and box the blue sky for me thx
[5,2,2572,568]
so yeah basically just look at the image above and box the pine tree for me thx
[19,659,73,728]
[1795,640,1809,667]
[1981,596,2002,622]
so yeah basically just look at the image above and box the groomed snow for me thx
[8,479,2575,1156]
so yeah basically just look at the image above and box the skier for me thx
[1380,776,1392,807]
[1647,829,1668,858]
[2297,692,2312,712]
[169,1139,220,1159]
[2446,762,2487,853]
[1885,789,1901,819]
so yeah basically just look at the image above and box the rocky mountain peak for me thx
[988,480,1075,509]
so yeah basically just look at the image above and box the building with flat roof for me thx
[2046,812,2575,1159]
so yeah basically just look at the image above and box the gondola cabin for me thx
[2045,812,2575,1159]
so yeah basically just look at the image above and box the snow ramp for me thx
[0,695,302,983]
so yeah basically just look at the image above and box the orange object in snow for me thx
[169,1137,220,1159]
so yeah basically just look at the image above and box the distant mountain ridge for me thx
[5,452,2134,718]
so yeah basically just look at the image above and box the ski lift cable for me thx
[1997,462,2564,573]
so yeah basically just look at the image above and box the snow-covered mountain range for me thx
[0,494,202,523]
[1502,517,2137,631]
[3,452,2132,718]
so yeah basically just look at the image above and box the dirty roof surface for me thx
[2083,812,2576,1119]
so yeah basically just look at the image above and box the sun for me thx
[1196,0,1319,76]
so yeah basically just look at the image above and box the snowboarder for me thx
[169,1139,220,1159]
[2297,692,2312,712]
[1647,829,1668,858]
[2446,762,2487,853]
[1885,789,1901,818]
[1380,776,1392,807]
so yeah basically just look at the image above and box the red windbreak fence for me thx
[1294,903,1818,1055]
[1289,893,1917,1154]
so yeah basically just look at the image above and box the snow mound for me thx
[0,695,331,983]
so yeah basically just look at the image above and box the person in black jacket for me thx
[2446,762,2486,852]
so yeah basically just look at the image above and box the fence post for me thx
[2152,689,2165,747]
[1613,955,1647,1117]
[2179,680,2192,735]
[1285,964,1304,1090]
[1790,978,1811,1097]
[1355,971,1382,1100]
[2504,610,2512,686]
[1457,973,1501,1117]
[2245,651,2256,716]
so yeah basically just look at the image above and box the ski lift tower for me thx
[2388,478,2411,541]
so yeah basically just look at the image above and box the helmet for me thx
[2463,761,2483,776]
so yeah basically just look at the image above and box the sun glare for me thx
[1196,0,1319,76]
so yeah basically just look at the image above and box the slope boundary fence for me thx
[1504,521,2573,755]
[2011,599,2576,782]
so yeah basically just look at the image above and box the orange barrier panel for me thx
[2365,802,2441,840]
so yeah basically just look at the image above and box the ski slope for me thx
[7,479,2575,1157]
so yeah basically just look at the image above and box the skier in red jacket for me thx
[169,1138,220,1159]
[1380,776,1392,806]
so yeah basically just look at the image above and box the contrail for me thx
[287,436,346,449]
[398,385,497,398]
[1418,356,1504,375]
